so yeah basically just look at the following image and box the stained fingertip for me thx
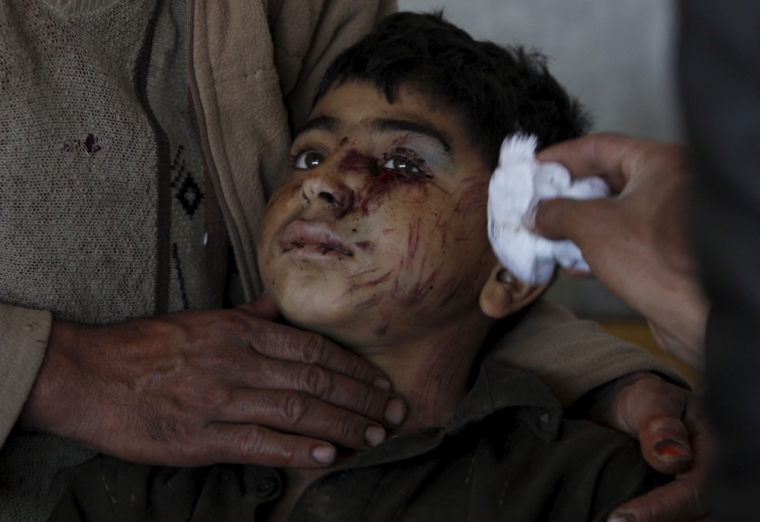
[654,439,692,460]
[649,442,692,475]
[311,444,336,465]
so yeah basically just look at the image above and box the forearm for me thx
[643,272,708,369]
[0,302,52,445]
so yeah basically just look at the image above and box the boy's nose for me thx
[300,165,355,214]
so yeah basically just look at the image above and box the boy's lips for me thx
[279,220,354,257]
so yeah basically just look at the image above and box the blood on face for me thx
[335,149,434,217]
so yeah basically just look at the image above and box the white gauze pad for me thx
[487,134,610,285]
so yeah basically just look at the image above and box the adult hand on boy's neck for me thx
[268,311,493,522]
[19,295,406,468]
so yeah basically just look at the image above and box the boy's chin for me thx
[282,311,402,351]
[277,301,366,347]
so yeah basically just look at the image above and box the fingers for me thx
[37,309,405,469]
[680,395,717,479]
[233,357,405,428]
[536,133,636,191]
[597,374,694,474]
[221,311,405,430]
[536,133,643,191]
[206,423,339,468]
[530,196,612,243]
[222,388,393,451]
[607,477,709,522]
[637,414,693,475]
[242,293,280,321]
[537,133,690,195]
[241,315,392,388]
[603,379,713,522]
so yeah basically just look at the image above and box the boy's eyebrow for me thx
[294,115,338,138]
[373,119,452,153]
[294,115,453,156]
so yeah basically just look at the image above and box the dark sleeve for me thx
[542,420,670,522]
[48,456,212,522]
[678,2,760,520]
[48,456,280,522]
[587,436,670,522]
[485,417,669,522]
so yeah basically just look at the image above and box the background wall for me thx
[400,0,683,318]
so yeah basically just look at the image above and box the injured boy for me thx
[51,12,681,522]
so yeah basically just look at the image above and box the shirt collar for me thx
[339,356,563,470]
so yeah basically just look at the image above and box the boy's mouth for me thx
[280,220,354,257]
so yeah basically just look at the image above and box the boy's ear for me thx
[479,264,551,319]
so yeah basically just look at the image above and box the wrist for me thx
[646,277,708,368]
[18,318,85,434]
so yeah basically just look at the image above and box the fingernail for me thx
[365,425,386,447]
[311,445,336,465]
[522,205,538,231]
[373,377,392,391]
[608,514,637,522]
[654,439,691,460]
[384,399,407,426]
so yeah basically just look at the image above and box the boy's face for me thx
[258,81,497,348]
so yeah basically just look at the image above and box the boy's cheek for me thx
[451,175,489,220]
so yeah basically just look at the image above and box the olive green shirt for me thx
[49,355,668,522]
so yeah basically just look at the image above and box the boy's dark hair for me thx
[314,11,590,170]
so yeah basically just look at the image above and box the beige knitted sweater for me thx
[0,0,683,520]
[0,0,396,445]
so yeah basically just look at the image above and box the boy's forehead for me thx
[301,82,464,151]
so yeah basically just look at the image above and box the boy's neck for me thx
[357,309,492,434]
[267,310,494,522]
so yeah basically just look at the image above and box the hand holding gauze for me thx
[488,133,609,285]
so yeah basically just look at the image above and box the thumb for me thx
[637,413,693,475]
[528,197,604,243]
[607,376,694,475]
[241,293,280,321]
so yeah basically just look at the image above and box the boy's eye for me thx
[382,156,420,175]
[294,150,325,170]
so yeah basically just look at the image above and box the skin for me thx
[258,80,543,522]
[258,82,711,522]
[531,133,709,368]
[593,373,714,522]
[20,289,408,466]
[15,82,709,521]
[257,80,522,426]
[531,133,712,521]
